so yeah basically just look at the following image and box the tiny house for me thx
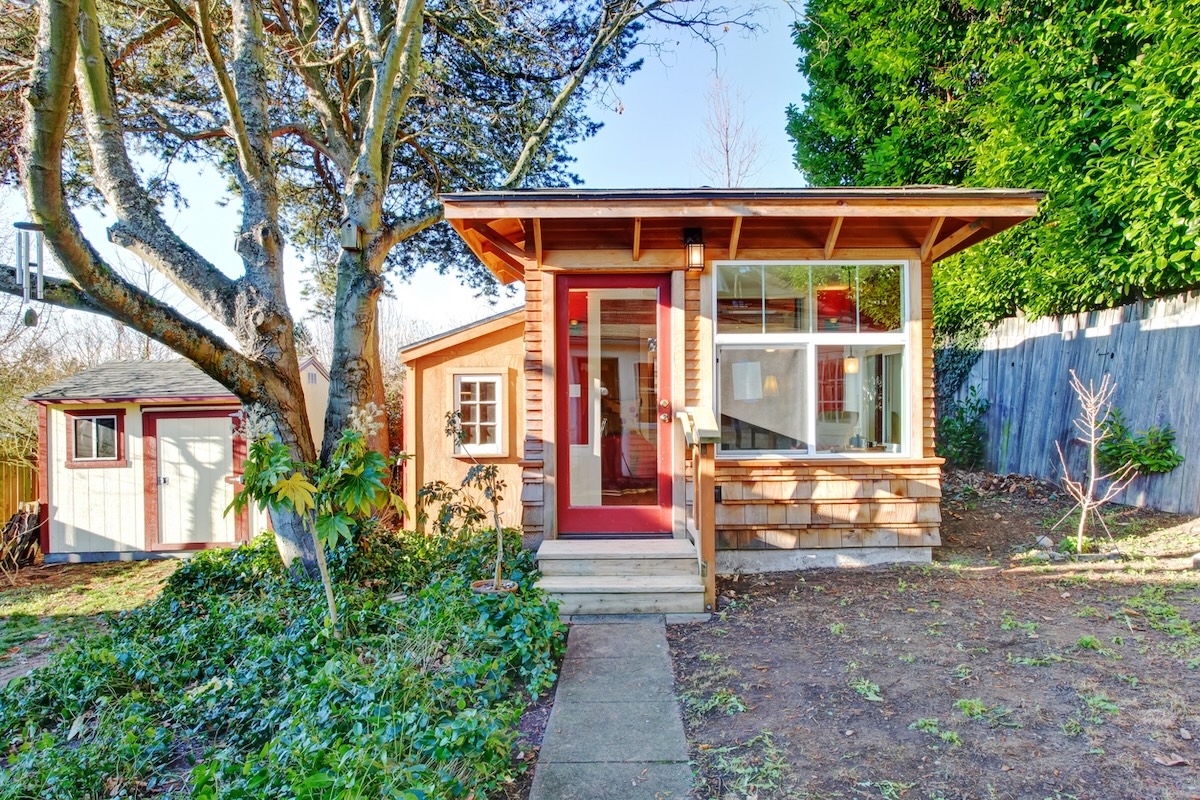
[29,357,329,562]
[406,187,1042,614]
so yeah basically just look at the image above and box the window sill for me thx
[65,459,129,470]
[452,451,508,461]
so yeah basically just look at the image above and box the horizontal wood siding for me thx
[958,290,1200,514]
[713,460,942,551]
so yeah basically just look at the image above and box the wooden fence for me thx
[0,462,37,522]
[955,290,1200,514]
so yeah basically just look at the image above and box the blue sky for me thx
[9,2,810,336]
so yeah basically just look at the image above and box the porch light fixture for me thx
[843,355,860,374]
[683,228,704,271]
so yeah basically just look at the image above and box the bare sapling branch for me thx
[1053,370,1137,553]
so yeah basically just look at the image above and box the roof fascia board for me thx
[400,311,525,362]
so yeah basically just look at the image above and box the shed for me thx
[29,358,330,562]
[399,308,525,529]
[405,187,1043,614]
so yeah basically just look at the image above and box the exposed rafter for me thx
[729,217,742,260]
[920,217,946,263]
[632,217,642,262]
[931,220,986,262]
[464,221,529,282]
[824,217,843,259]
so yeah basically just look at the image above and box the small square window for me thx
[68,412,124,466]
[453,374,504,457]
[307,371,318,384]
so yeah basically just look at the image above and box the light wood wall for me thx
[403,322,527,530]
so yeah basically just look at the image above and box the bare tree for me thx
[694,75,765,187]
[1052,370,1137,553]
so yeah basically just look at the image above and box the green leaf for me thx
[272,471,317,515]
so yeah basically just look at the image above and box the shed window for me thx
[73,415,118,460]
[454,374,503,457]
[714,262,909,458]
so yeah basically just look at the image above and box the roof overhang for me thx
[440,187,1044,284]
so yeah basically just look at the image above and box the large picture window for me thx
[714,262,908,457]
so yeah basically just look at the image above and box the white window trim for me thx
[449,370,509,459]
[72,414,120,461]
[712,259,912,460]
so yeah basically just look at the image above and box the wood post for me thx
[696,441,716,611]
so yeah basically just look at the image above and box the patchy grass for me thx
[0,560,176,680]
[670,470,1200,799]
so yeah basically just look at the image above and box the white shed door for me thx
[157,416,237,545]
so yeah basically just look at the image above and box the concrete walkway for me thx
[529,617,693,800]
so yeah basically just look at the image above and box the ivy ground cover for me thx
[0,530,564,799]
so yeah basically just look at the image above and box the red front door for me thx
[556,274,673,535]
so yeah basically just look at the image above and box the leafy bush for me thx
[0,532,565,799]
[1097,408,1184,476]
[937,386,989,469]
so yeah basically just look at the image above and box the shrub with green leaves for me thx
[937,386,989,469]
[1097,407,1184,476]
[0,531,565,799]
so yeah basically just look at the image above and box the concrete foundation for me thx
[717,546,932,574]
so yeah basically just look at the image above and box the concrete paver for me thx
[529,618,692,800]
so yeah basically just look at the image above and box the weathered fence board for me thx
[956,291,1200,514]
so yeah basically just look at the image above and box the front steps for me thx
[536,539,706,615]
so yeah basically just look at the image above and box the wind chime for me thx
[13,222,45,326]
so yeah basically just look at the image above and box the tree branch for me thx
[501,1,650,189]
[74,0,239,328]
[266,0,355,171]
[24,0,267,401]
[0,268,113,318]
[371,204,442,264]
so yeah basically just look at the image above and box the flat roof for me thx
[439,186,1044,284]
[442,186,1045,203]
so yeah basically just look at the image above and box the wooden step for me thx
[536,538,698,577]
[536,575,706,615]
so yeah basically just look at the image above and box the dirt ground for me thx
[669,470,1200,800]
[0,559,177,686]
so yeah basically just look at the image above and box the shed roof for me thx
[399,307,524,362]
[28,359,237,403]
[440,186,1044,285]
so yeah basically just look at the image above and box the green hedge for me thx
[0,529,565,799]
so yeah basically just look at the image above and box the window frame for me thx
[712,260,911,460]
[64,408,128,469]
[449,370,508,459]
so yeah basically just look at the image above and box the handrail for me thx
[677,406,718,612]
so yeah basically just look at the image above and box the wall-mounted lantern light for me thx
[683,227,704,271]
[340,217,363,252]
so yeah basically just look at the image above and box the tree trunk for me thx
[321,250,385,461]
[271,505,319,579]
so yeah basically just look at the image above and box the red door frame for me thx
[143,407,249,551]
[556,273,673,535]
